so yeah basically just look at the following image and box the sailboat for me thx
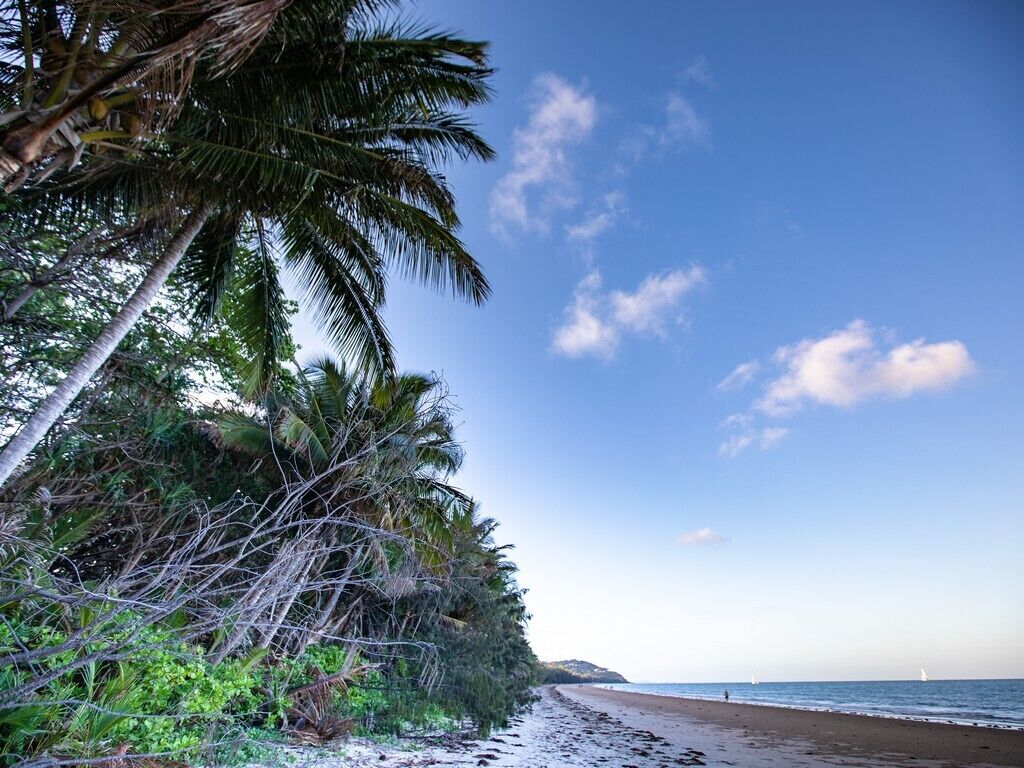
[920,668,928,682]
[751,674,759,685]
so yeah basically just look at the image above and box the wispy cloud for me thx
[611,266,706,335]
[565,211,616,243]
[661,93,711,148]
[621,92,712,165]
[678,527,729,546]
[490,74,596,236]
[655,93,712,150]
[565,191,626,253]
[551,271,619,360]
[717,360,761,392]
[719,412,753,429]
[756,320,975,416]
[552,266,706,360]
[682,54,715,88]
[718,427,790,458]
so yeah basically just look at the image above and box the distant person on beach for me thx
[724,689,729,701]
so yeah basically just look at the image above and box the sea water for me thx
[597,679,1024,728]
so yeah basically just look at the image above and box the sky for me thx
[291,0,1024,683]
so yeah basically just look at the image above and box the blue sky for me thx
[292,0,1024,682]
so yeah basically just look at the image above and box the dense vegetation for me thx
[0,2,536,766]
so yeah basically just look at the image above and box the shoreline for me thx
[594,683,1024,730]
[564,684,1024,767]
[258,685,1024,767]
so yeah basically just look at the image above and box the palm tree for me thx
[0,2,494,487]
[211,356,472,659]
[221,356,470,548]
[0,0,291,191]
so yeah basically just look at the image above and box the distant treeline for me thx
[540,668,600,684]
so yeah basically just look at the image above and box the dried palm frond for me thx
[285,662,364,745]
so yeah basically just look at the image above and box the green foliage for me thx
[9,0,496,381]
[0,7,533,763]
[536,667,594,684]
[207,726,293,767]
[328,669,458,737]
[0,341,536,761]
[0,612,265,762]
[109,638,263,755]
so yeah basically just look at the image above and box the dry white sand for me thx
[269,684,1024,768]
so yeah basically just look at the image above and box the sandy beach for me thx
[281,684,1024,768]
[561,685,1024,767]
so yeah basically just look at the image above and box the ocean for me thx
[597,679,1024,728]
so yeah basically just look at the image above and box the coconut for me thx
[122,114,142,137]
[88,97,109,121]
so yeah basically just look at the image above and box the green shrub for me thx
[0,611,265,763]
[109,636,263,755]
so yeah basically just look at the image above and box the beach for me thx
[560,685,1024,767]
[282,684,1024,768]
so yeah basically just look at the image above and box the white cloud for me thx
[611,266,706,335]
[552,266,706,360]
[756,320,975,416]
[682,54,715,88]
[759,426,790,448]
[678,527,728,546]
[551,272,619,360]
[719,412,753,429]
[716,322,973,457]
[717,360,761,391]
[565,191,626,245]
[661,93,711,148]
[620,93,712,164]
[565,211,615,243]
[490,74,596,235]
[718,427,790,458]
[718,433,754,457]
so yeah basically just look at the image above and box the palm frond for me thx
[280,214,395,376]
[179,210,242,322]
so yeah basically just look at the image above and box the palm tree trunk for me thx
[0,202,213,487]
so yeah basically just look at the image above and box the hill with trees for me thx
[540,660,629,684]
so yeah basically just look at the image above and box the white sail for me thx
[751,674,758,685]
[920,668,928,682]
